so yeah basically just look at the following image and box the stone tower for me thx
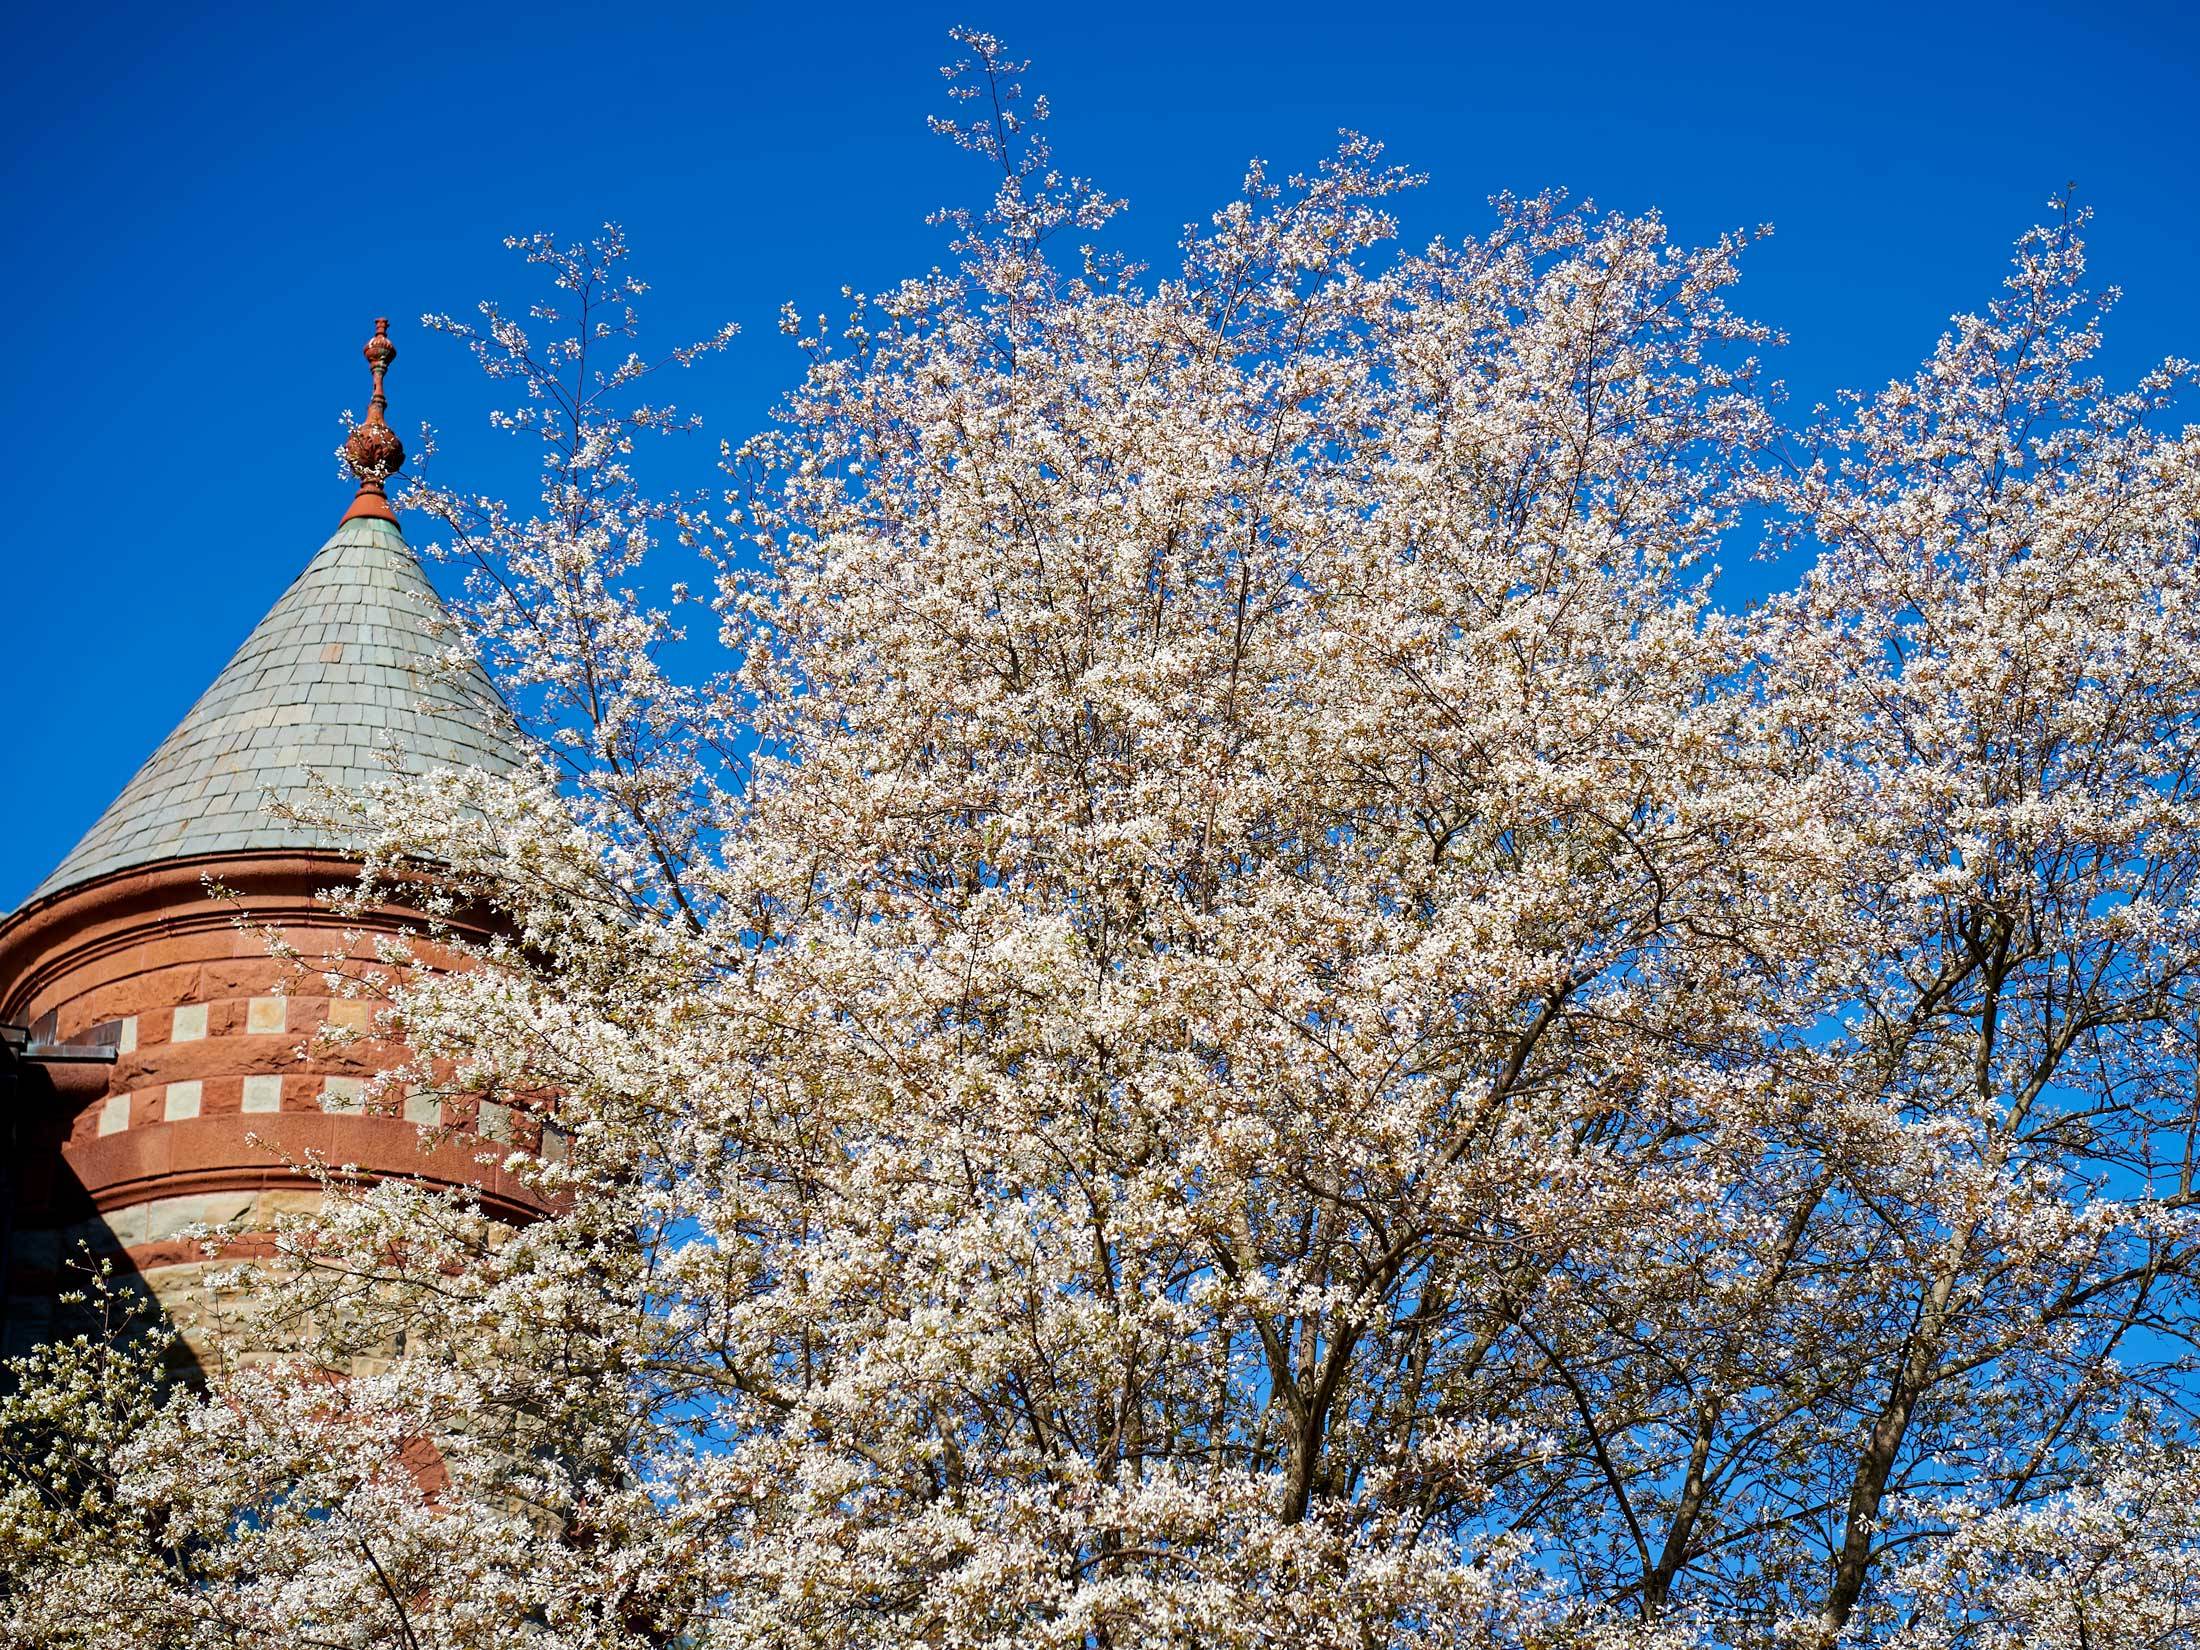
[0,324,535,1364]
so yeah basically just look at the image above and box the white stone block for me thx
[241,1074,283,1113]
[164,1081,203,1121]
[140,1191,256,1244]
[99,1093,132,1135]
[171,1003,208,1042]
[403,1090,442,1126]
[321,1076,365,1113]
[98,1202,150,1248]
[478,1099,512,1143]
[117,1015,137,1054]
[246,996,287,1034]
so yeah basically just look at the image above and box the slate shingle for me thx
[24,517,523,906]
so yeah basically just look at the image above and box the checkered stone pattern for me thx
[24,517,523,905]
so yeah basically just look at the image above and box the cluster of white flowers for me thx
[6,31,2198,1650]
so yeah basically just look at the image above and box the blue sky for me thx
[4,0,2196,908]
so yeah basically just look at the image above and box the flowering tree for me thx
[5,31,2199,1650]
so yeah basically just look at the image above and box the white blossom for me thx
[6,35,2197,1650]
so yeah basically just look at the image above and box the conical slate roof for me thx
[25,515,523,906]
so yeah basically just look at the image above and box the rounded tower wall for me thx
[1,852,546,1365]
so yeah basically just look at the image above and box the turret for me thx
[0,323,534,1364]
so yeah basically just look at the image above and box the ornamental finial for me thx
[340,318,406,524]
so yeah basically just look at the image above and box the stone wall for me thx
[0,851,546,1368]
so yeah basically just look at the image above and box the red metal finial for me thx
[341,318,406,525]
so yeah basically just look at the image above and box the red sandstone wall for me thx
[0,852,548,1364]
